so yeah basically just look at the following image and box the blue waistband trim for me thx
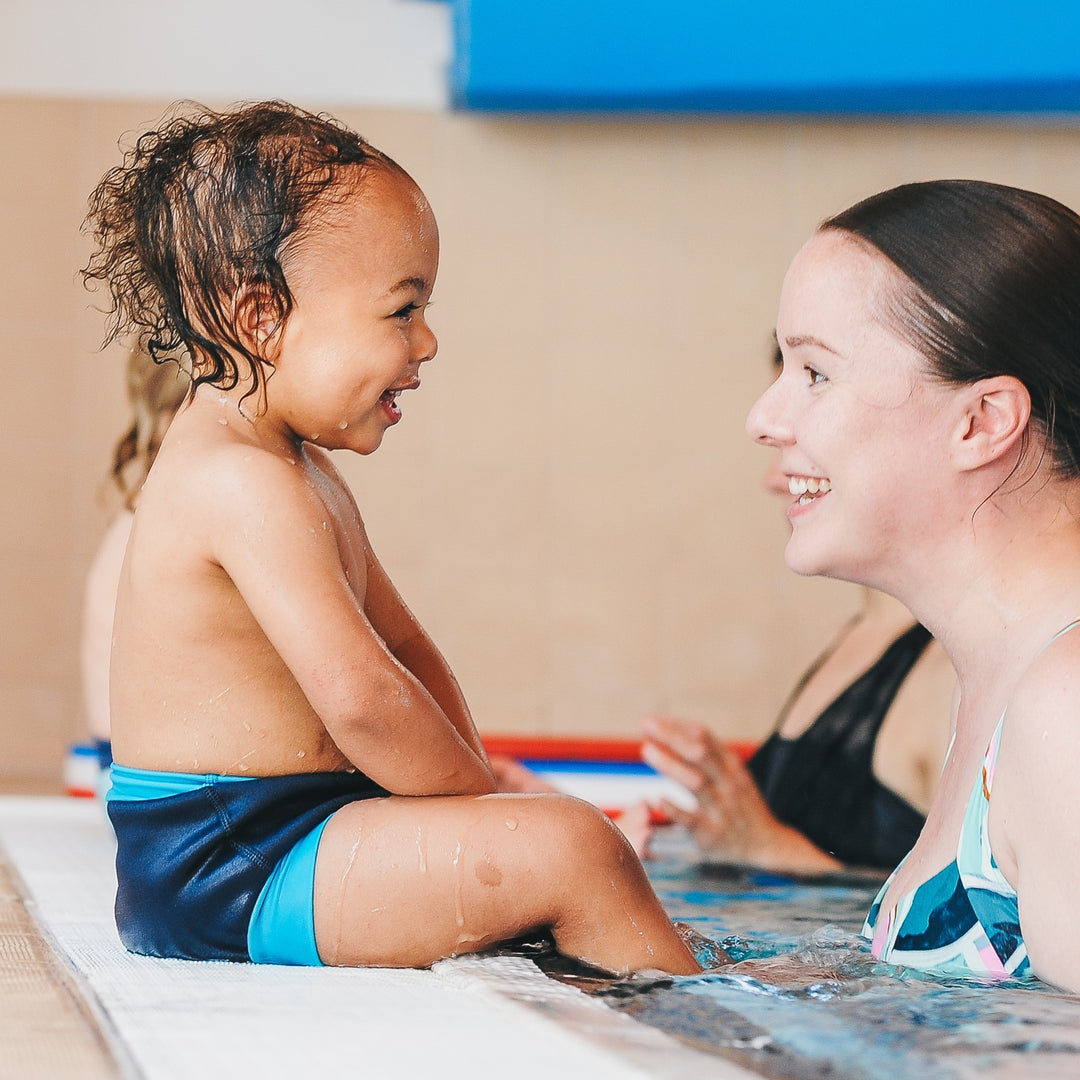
[107,763,256,802]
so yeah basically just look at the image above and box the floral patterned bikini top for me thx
[862,619,1080,980]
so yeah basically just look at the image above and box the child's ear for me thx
[951,375,1031,472]
[233,283,283,360]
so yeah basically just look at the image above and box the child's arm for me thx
[209,448,495,796]
[361,542,490,767]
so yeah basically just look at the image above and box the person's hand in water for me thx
[488,754,559,793]
[641,715,841,873]
[612,799,653,859]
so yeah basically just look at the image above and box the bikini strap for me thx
[983,618,1080,796]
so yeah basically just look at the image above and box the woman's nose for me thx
[745,376,791,448]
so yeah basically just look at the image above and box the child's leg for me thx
[313,791,700,975]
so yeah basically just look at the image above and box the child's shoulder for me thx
[150,402,331,524]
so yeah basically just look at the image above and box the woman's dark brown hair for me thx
[823,179,1080,478]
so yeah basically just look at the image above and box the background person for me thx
[70,343,189,791]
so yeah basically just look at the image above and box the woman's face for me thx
[746,230,959,590]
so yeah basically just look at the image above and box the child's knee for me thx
[529,793,631,865]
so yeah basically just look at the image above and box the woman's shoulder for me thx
[994,620,1080,833]
[1006,620,1080,744]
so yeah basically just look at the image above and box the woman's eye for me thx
[806,366,828,386]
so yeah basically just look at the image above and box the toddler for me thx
[82,101,700,975]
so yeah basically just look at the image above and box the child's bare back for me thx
[85,101,701,976]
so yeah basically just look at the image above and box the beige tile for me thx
[3,94,1080,781]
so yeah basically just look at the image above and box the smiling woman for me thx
[747,180,1080,991]
[750,231,963,588]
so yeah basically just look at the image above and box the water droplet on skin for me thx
[218,417,228,426]
[296,749,306,758]
[474,854,502,887]
[504,818,518,831]
[338,420,349,430]
[451,841,466,928]
[416,825,428,873]
[238,763,249,772]
[453,933,483,955]
[340,834,362,887]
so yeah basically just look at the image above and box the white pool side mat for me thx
[0,797,750,1079]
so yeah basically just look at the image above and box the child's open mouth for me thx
[380,389,402,421]
[788,475,831,506]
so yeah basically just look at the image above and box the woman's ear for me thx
[233,283,283,361]
[951,376,1031,472]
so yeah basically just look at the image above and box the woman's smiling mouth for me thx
[788,475,832,505]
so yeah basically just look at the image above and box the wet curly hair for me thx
[82,100,399,402]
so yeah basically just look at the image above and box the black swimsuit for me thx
[747,622,933,869]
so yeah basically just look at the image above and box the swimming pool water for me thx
[557,830,1080,1079]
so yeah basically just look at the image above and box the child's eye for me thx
[392,302,421,321]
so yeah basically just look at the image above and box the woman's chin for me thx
[783,544,818,578]
[783,542,841,582]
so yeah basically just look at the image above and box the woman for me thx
[747,179,1080,989]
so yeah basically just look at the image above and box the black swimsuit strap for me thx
[747,622,934,868]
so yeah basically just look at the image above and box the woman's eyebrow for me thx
[784,333,838,355]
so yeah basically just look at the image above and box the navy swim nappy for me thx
[107,766,387,963]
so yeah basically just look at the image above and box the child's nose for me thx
[416,321,437,365]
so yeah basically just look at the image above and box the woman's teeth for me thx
[788,476,831,504]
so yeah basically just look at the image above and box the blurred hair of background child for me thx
[65,343,189,795]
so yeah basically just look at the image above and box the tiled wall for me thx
[4,96,1079,785]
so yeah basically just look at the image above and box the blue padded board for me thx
[447,0,1080,113]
